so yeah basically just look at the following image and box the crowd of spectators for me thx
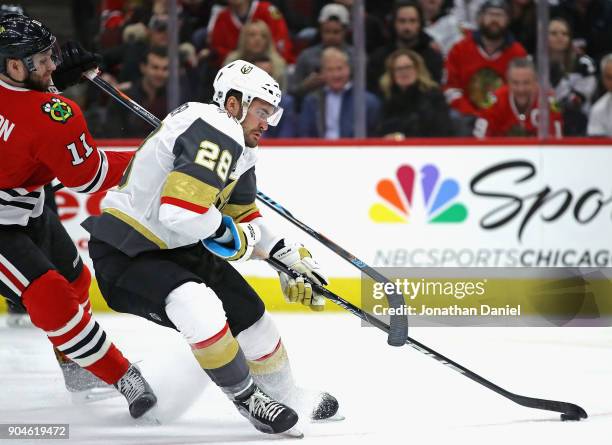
[49,0,612,138]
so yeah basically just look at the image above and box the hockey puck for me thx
[560,413,581,421]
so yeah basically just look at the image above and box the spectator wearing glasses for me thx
[376,49,453,138]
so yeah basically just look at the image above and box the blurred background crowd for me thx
[3,0,612,139]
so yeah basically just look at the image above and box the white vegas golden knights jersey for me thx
[82,102,263,257]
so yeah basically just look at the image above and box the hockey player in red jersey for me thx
[0,14,157,417]
[443,0,527,117]
[474,58,563,138]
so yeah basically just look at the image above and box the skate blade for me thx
[311,413,345,423]
[280,427,304,439]
[134,408,162,426]
[71,388,120,404]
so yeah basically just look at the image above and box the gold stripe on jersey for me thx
[192,329,240,369]
[103,208,168,249]
[161,171,220,209]
[222,202,260,222]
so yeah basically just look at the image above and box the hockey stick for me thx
[81,70,408,346]
[254,191,408,345]
[266,257,588,421]
[80,70,587,420]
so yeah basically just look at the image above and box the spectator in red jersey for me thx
[474,58,563,138]
[444,0,527,118]
[208,0,294,68]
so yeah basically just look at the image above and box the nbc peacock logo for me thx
[369,164,468,223]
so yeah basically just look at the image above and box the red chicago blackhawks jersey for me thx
[474,85,563,138]
[209,1,294,66]
[0,78,133,226]
[444,32,527,116]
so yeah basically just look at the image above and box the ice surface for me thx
[1,313,611,444]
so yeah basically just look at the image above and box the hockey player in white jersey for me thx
[82,60,339,435]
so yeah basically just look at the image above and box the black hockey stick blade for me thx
[266,258,588,421]
[256,191,408,346]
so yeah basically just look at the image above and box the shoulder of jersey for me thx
[166,102,245,147]
[27,90,81,125]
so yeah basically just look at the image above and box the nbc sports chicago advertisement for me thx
[56,143,611,280]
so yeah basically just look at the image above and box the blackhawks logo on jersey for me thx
[41,97,73,124]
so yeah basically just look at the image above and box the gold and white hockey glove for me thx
[271,242,328,311]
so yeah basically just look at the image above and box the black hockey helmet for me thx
[0,13,58,74]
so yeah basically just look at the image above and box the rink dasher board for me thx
[7,143,612,313]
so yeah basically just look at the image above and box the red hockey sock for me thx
[70,264,92,314]
[22,270,129,384]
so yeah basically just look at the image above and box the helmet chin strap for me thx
[237,98,253,124]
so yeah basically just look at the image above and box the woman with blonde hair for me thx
[224,20,287,91]
[376,48,453,138]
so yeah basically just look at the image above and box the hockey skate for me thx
[55,349,119,404]
[114,364,158,419]
[233,384,301,437]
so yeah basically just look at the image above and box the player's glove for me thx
[202,215,261,262]
[52,41,102,90]
[271,242,328,311]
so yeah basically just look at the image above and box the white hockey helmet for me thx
[213,59,283,126]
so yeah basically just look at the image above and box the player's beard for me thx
[480,23,506,40]
[24,71,53,92]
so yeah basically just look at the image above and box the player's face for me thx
[242,98,274,147]
[508,67,537,109]
[320,20,346,47]
[140,53,169,90]
[321,54,351,92]
[25,48,57,91]
[394,7,421,42]
[603,62,612,92]
[548,20,570,53]
[392,54,417,89]
[479,9,509,40]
